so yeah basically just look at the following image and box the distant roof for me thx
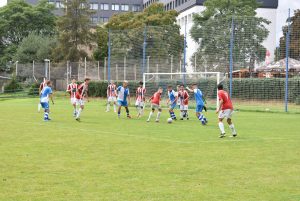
[196,0,278,9]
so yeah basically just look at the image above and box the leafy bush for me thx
[28,82,40,95]
[4,77,23,93]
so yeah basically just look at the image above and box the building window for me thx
[100,3,109,10]
[112,4,119,11]
[100,17,109,23]
[132,5,140,12]
[91,17,98,23]
[55,1,64,8]
[121,4,129,11]
[90,3,98,10]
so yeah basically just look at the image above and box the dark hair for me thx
[180,84,184,87]
[139,81,143,85]
[46,80,51,85]
[84,78,91,82]
[217,84,224,90]
[167,85,172,88]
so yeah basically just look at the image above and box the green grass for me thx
[0,98,299,201]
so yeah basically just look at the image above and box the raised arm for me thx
[186,86,193,93]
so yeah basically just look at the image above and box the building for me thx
[144,0,279,71]
[22,0,143,24]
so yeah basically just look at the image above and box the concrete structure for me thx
[144,0,279,71]
[22,0,143,24]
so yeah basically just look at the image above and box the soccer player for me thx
[106,80,117,112]
[66,78,78,117]
[216,84,237,138]
[186,84,207,125]
[178,84,189,120]
[135,81,146,118]
[117,80,131,118]
[167,86,178,120]
[40,80,54,121]
[147,87,163,122]
[75,78,90,121]
[38,77,47,112]
[176,85,181,109]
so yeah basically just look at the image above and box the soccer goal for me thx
[142,72,224,109]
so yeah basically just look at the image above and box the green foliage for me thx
[94,3,183,62]
[4,77,23,93]
[14,33,57,63]
[28,82,40,95]
[190,0,270,72]
[279,9,300,60]
[54,0,94,62]
[0,0,56,68]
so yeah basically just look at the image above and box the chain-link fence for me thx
[5,10,300,112]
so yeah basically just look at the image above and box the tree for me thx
[14,33,57,63]
[93,3,183,67]
[0,0,56,69]
[279,9,300,60]
[190,0,270,72]
[54,0,94,62]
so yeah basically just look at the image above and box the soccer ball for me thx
[167,118,173,124]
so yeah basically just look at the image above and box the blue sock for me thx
[170,111,176,119]
[44,112,49,120]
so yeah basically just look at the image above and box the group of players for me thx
[38,78,237,138]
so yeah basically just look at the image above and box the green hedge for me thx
[87,78,300,103]
[4,77,23,93]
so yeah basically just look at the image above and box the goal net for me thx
[143,72,224,110]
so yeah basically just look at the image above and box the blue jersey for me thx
[117,86,129,102]
[168,90,177,103]
[193,88,204,106]
[40,86,52,103]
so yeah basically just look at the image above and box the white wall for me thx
[177,6,277,72]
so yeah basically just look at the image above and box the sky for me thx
[0,0,299,42]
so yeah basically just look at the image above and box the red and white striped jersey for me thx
[76,83,88,100]
[178,90,189,105]
[107,84,117,97]
[39,81,47,92]
[136,87,146,102]
[67,83,78,98]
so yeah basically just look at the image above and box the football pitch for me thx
[0,98,299,201]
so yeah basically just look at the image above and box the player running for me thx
[135,81,146,118]
[40,80,54,121]
[167,86,178,120]
[75,78,90,121]
[66,78,78,117]
[117,80,131,119]
[216,84,237,138]
[147,87,163,122]
[106,80,117,113]
[38,77,47,112]
[178,84,189,120]
[186,84,207,125]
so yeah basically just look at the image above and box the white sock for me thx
[106,103,110,111]
[140,107,144,116]
[113,104,116,112]
[180,111,183,118]
[229,124,237,135]
[148,111,153,121]
[218,122,225,134]
[76,108,82,118]
[156,112,161,120]
[38,103,41,112]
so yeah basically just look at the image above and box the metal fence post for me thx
[285,9,291,113]
[116,64,118,81]
[104,57,107,81]
[15,61,18,76]
[124,56,126,80]
[134,64,137,81]
[171,55,173,80]
[97,61,100,80]
[183,18,187,84]
[67,61,69,84]
[142,26,147,76]
[107,29,111,81]
[84,57,87,78]
[229,16,235,98]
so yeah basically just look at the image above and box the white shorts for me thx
[180,105,188,110]
[151,103,161,110]
[108,96,117,102]
[218,109,234,119]
[135,100,144,107]
[76,99,85,106]
[71,98,77,105]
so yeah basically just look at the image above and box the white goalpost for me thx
[143,72,223,109]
